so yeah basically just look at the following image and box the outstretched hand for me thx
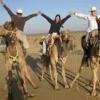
[37,10,42,15]
[69,11,76,16]
[0,0,4,5]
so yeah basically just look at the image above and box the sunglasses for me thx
[17,13,22,15]
[91,11,96,12]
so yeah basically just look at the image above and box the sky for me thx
[0,0,100,34]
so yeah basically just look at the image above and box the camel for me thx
[0,21,37,97]
[70,29,100,96]
[40,31,71,90]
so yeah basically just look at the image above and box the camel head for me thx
[61,31,70,43]
[3,21,18,45]
[6,31,17,45]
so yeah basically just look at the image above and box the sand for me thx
[0,32,100,100]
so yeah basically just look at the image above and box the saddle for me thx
[81,35,91,65]
[81,33,99,66]
[47,35,63,58]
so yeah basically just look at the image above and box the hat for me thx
[90,6,97,12]
[16,9,23,14]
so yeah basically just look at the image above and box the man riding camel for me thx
[72,6,100,63]
[72,6,100,45]
[0,0,40,55]
[0,21,37,97]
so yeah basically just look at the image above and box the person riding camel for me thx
[0,0,40,55]
[39,11,71,56]
[0,21,38,97]
[71,6,100,63]
[72,6,100,46]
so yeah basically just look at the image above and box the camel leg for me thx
[91,62,98,96]
[41,64,45,81]
[61,61,69,88]
[70,65,83,88]
[49,64,54,81]
[53,66,58,90]
[20,58,38,91]
[24,65,38,89]
[4,58,12,91]
[62,65,69,88]
[97,80,100,86]
[51,59,59,90]
[4,60,12,94]
[70,54,87,88]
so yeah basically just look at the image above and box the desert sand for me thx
[0,32,100,100]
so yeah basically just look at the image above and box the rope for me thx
[9,46,18,63]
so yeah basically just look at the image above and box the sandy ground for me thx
[0,32,100,100]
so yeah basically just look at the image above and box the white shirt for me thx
[75,13,100,33]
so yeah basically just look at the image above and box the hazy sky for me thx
[0,0,100,34]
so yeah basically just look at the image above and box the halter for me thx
[9,46,19,63]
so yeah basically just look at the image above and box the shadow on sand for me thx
[26,55,100,93]
[6,70,26,100]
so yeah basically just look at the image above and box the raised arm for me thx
[25,13,38,21]
[0,0,14,17]
[41,13,53,23]
[61,14,71,25]
[73,12,88,20]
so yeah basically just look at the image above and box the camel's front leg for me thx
[70,65,83,88]
[20,58,38,90]
[61,64,69,88]
[61,57,69,88]
[91,61,99,96]
[49,64,54,81]
[41,64,45,81]
[70,55,86,88]
[51,59,59,90]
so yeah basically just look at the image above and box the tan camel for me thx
[41,32,70,90]
[70,29,100,96]
[0,21,37,96]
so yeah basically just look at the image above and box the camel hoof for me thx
[41,77,44,81]
[55,85,59,90]
[69,84,73,89]
[50,77,54,81]
[34,86,39,89]
[97,82,100,86]
[91,91,97,96]
[65,84,69,89]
